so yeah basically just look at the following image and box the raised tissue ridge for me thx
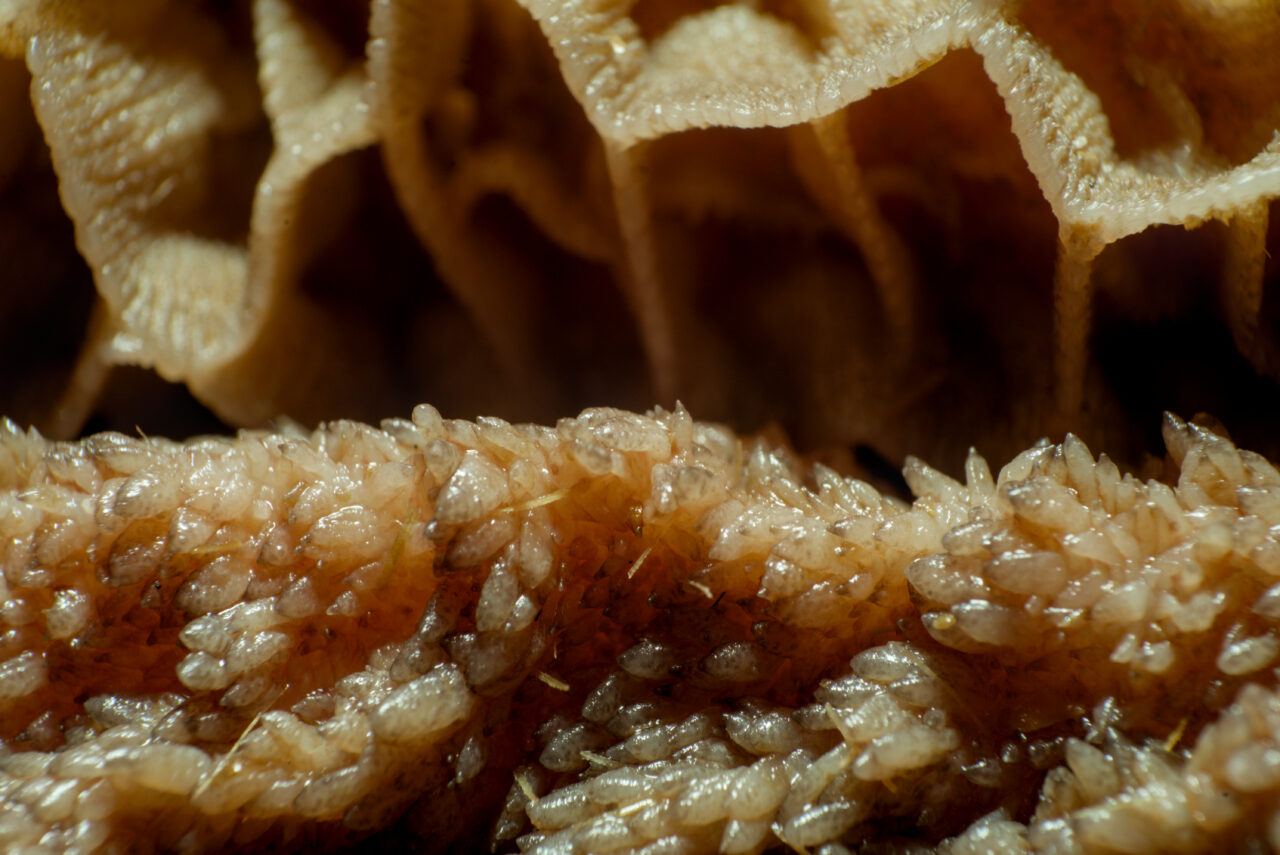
[0,1,1277,471]
[3,406,1280,852]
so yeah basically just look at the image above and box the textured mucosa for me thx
[2,3,1280,851]
[0,1,1277,469]
[3,406,1280,852]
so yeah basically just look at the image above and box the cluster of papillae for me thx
[0,0,1278,466]
[2,406,1280,852]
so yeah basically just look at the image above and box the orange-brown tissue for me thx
[2,406,1280,853]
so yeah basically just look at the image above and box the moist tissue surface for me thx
[3,406,1280,853]
[2,0,1280,852]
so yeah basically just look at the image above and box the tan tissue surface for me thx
[0,0,1277,468]
[2,1,1280,851]
[2,408,1280,852]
